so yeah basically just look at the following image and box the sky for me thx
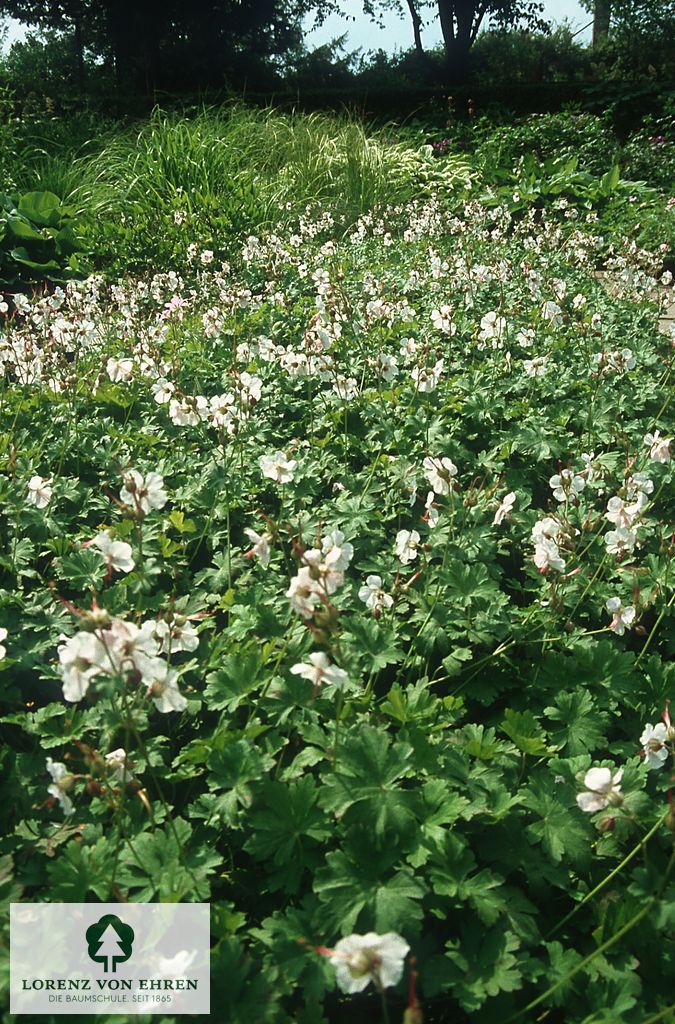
[1,1,593,54]
[304,0,592,52]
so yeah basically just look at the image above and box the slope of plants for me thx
[0,113,674,1023]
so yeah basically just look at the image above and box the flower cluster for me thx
[57,612,195,712]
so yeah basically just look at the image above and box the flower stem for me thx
[376,979,391,1024]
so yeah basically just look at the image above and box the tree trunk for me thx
[592,0,611,46]
[437,0,476,84]
[73,12,85,93]
[404,0,425,58]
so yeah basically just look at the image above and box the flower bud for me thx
[404,1009,424,1024]
[81,607,112,631]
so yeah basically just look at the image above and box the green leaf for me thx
[204,646,266,711]
[245,777,331,893]
[344,617,403,672]
[119,818,219,900]
[168,509,197,534]
[320,726,415,836]
[522,775,592,866]
[442,926,524,1011]
[544,691,609,756]
[501,708,553,756]
[314,846,425,934]
[203,740,274,825]
[6,215,44,241]
[55,549,105,589]
[17,191,63,227]
[47,838,115,901]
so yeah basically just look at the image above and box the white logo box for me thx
[11,903,210,1015]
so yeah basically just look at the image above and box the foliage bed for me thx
[0,123,674,1024]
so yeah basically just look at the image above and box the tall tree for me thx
[592,0,611,46]
[0,0,311,92]
[315,0,550,83]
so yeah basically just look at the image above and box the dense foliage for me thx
[0,188,88,287]
[0,105,674,1021]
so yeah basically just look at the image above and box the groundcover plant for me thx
[0,185,674,1023]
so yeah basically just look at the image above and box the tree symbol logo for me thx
[86,915,135,973]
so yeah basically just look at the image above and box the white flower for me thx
[329,932,410,994]
[58,631,108,701]
[479,311,507,344]
[105,748,135,783]
[493,491,516,526]
[425,490,439,528]
[333,375,359,400]
[531,517,561,543]
[168,395,208,426]
[644,430,671,463]
[0,626,6,660]
[120,470,168,514]
[145,662,187,713]
[640,723,669,770]
[91,532,135,574]
[244,528,272,567]
[208,393,236,431]
[280,350,309,376]
[606,597,636,636]
[106,618,160,678]
[604,527,637,557]
[549,469,585,503]
[153,617,200,655]
[321,530,353,570]
[604,497,629,528]
[152,377,175,404]
[523,356,548,377]
[106,357,134,382]
[533,537,566,573]
[626,473,653,497]
[287,567,322,619]
[260,451,297,484]
[27,475,53,509]
[541,300,563,325]
[576,767,623,813]
[302,548,344,595]
[431,305,456,334]
[358,575,394,614]
[46,758,74,815]
[237,372,262,407]
[411,359,443,393]
[423,456,458,495]
[395,529,421,564]
[370,352,398,382]
[517,328,535,348]
[290,652,349,690]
